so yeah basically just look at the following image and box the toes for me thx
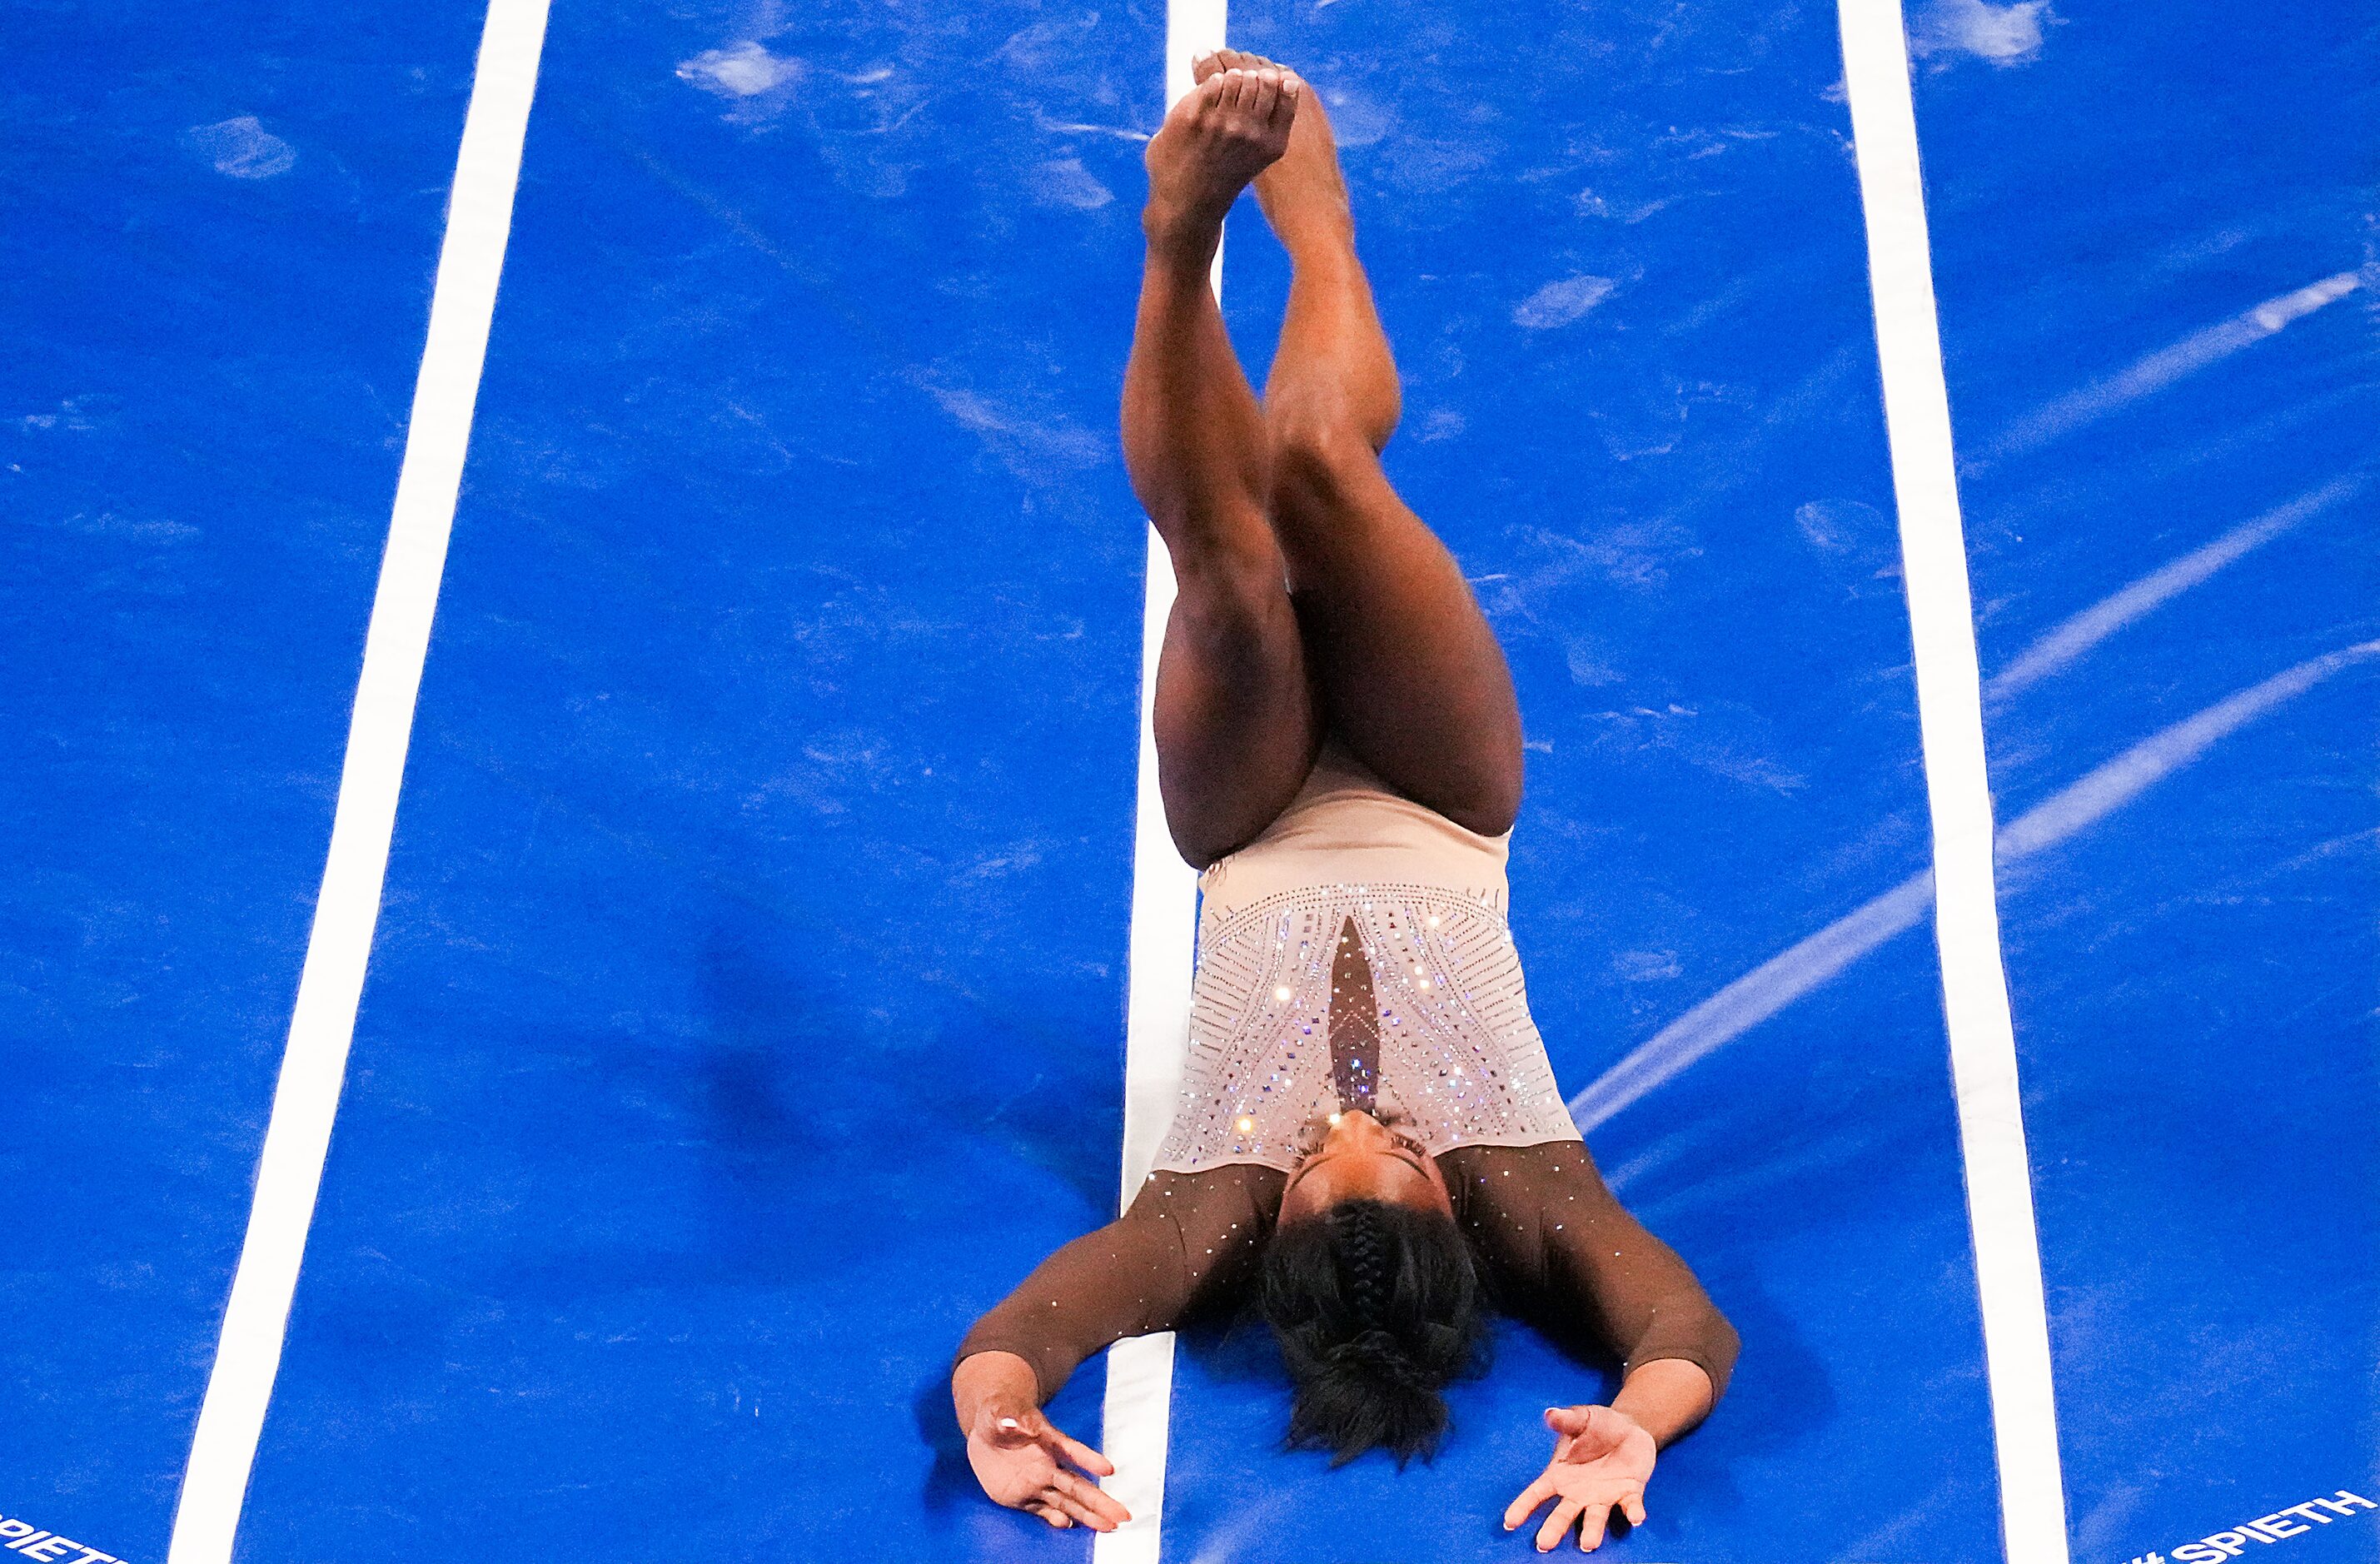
[1163,63,1297,174]
[1191,50,1223,84]
[1249,67,1281,120]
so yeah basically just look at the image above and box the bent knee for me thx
[1423,748,1524,839]
[1449,778,1522,839]
[1169,547,1289,646]
[1267,411,1385,506]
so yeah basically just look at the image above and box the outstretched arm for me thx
[1446,1142,1737,1552]
[952,1351,1127,1532]
[952,1165,1283,1530]
[1447,1140,1738,1421]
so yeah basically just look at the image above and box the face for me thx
[1277,1109,1454,1225]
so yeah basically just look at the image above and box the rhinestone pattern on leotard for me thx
[1151,881,1581,1174]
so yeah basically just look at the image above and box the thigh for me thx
[1150,570,1322,868]
[1272,446,1525,835]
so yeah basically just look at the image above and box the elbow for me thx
[1701,1308,1742,1407]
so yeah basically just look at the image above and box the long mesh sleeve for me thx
[1443,1141,1739,1402]
[954,1163,1287,1402]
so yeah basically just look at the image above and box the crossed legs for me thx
[1123,55,1523,868]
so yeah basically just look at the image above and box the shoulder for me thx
[1128,1164,1290,1233]
[1440,1141,1616,1257]
[1439,1140,1606,1201]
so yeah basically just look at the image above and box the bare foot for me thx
[1143,65,1302,258]
[1192,50,1352,252]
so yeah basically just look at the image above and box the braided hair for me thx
[1257,1199,1488,1466]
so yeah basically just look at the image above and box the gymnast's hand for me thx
[955,1352,1130,1532]
[1502,1404,1656,1552]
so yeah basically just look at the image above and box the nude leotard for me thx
[957,745,1739,1405]
[1157,740,1581,1172]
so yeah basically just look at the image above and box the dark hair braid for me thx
[1341,1203,1390,1317]
[1258,1200,1488,1466]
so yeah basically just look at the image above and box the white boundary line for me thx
[1836,3,2069,1562]
[165,4,551,1560]
[1094,8,1226,1562]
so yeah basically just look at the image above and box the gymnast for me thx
[952,53,1738,1552]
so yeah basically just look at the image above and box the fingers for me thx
[1578,1498,1618,1553]
[1038,1472,1128,1532]
[1621,1492,1648,1528]
[1546,1403,1630,1442]
[1546,1404,1646,1466]
[1054,1470,1133,1530]
[1028,1502,1073,1529]
[1048,1490,1113,1531]
[1536,1497,1586,1554]
[1048,1427,1115,1479]
[1503,1472,1559,1532]
[1545,1404,1601,1439]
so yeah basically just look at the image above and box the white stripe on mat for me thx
[166,4,550,1561]
[1096,7,1227,1562]
[1835,3,2070,1563]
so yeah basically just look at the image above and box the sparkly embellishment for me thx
[1150,881,1580,1173]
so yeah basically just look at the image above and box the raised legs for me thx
[1125,56,1523,868]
